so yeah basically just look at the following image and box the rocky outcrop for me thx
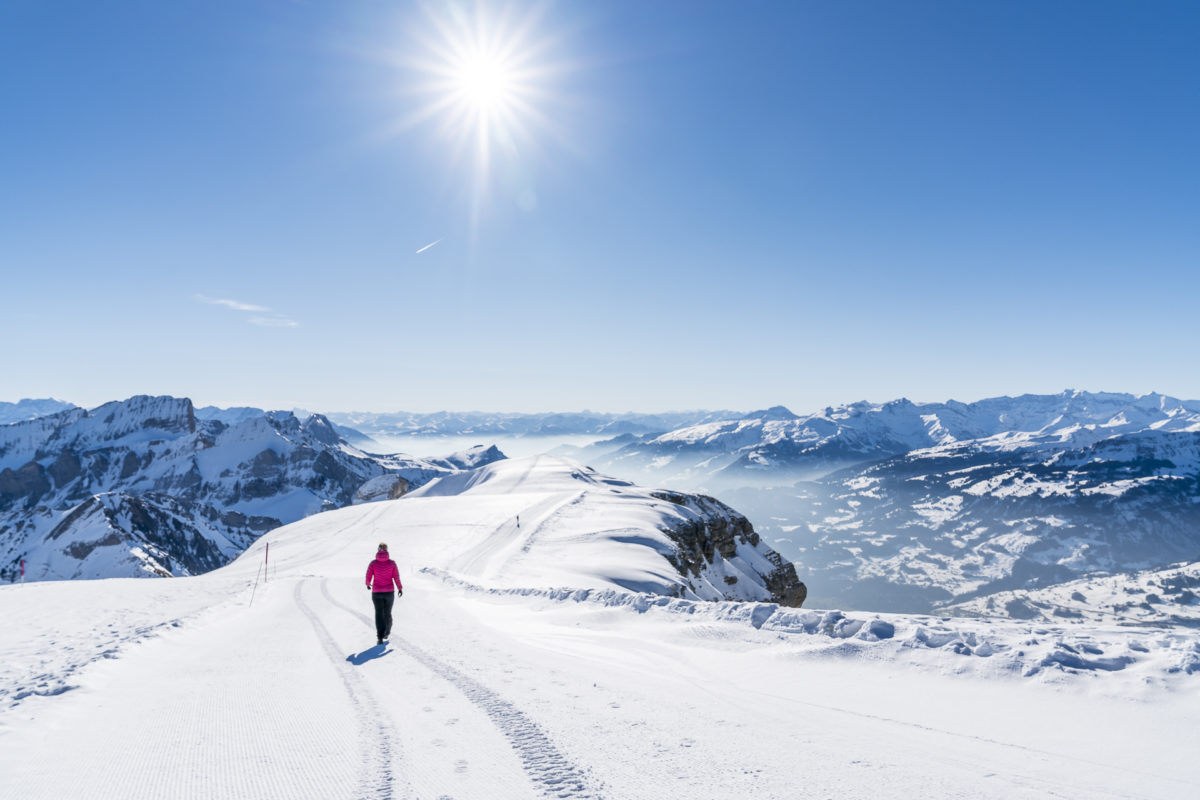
[353,474,411,504]
[652,490,806,607]
[762,550,808,608]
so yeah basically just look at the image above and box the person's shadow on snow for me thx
[346,643,389,665]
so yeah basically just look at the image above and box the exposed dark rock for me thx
[764,559,808,608]
[48,451,82,487]
[66,531,126,559]
[119,451,141,479]
[88,452,110,479]
[652,490,806,607]
[313,450,349,484]
[221,510,248,528]
[0,462,52,508]
[249,448,283,478]
[302,414,342,446]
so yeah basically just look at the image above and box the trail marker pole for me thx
[265,542,269,583]
[20,558,25,584]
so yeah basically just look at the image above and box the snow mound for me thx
[404,456,802,604]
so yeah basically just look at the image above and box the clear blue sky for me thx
[2,1,1197,413]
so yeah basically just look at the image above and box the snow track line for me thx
[294,580,405,800]
[319,580,604,800]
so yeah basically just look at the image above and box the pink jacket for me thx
[366,551,403,593]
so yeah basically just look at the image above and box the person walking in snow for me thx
[365,542,403,645]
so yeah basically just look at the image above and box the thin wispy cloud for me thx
[249,316,301,328]
[194,294,270,312]
[416,238,442,254]
[194,294,299,328]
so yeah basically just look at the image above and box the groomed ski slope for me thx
[1,456,1198,799]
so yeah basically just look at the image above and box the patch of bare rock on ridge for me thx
[652,490,807,607]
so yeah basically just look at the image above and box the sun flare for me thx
[396,2,566,186]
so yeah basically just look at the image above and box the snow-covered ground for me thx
[2,457,1197,799]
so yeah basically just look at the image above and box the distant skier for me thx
[365,542,403,645]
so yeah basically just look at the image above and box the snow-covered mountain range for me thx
[5,402,732,446]
[317,408,737,439]
[0,396,503,582]
[0,399,803,609]
[573,391,1200,489]
[564,391,1200,616]
[8,390,1198,623]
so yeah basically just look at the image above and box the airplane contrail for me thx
[416,239,442,254]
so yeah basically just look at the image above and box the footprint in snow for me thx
[454,759,469,774]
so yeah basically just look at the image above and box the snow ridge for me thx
[422,568,1200,681]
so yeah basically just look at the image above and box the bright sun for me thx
[453,55,516,112]
[397,2,564,185]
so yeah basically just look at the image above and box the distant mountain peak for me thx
[0,398,80,426]
[744,405,798,421]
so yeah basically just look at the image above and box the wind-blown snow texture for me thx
[565,391,1200,616]
[0,395,505,583]
[1,455,1196,799]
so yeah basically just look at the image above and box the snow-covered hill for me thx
[0,396,504,582]
[1,453,1196,799]
[406,456,805,605]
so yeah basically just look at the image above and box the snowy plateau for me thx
[1,393,1199,798]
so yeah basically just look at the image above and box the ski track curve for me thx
[295,579,405,800]
[319,580,604,800]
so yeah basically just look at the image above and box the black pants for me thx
[371,591,395,640]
